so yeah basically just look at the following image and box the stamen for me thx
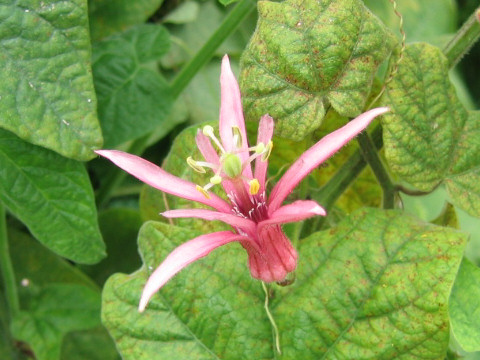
[187,157,206,173]
[232,126,243,148]
[203,125,225,154]
[255,142,265,154]
[210,175,222,185]
[249,179,260,195]
[195,185,211,199]
[262,141,273,161]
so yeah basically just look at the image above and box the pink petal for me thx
[219,55,252,178]
[268,107,390,213]
[259,200,325,230]
[96,150,231,213]
[246,225,297,282]
[162,209,257,236]
[195,130,220,166]
[139,231,249,312]
[254,115,274,194]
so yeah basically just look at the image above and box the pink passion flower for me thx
[96,55,389,312]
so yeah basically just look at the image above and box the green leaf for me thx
[0,129,105,264]
[0,0,103,161]
[102,221,272,360]
[88,0,164,41]
[274,208,465,359]
[240,0,396,141]
[382,43,467,189]
[0,289,26,360]
[431,202,459,228]
[450,258,480,352]
[382,43,480,217]
[444,111,480,217]
[61,327,120,360]
[102,209,465,359]
[162,1,199,24]
[8,228,118,360]
[93,24,174,147]
[11,284,101,360]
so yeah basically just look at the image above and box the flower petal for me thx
[268,107,390,213]
[96,150,231,213]
[162,209,257,236]
[219,55,252,178]
[139,231,249,312]
[259,200,325,230]
[254,115,274,194]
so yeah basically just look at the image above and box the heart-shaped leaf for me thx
[382,43,480,217]
[240,0,395,140]
[92,24,174,148]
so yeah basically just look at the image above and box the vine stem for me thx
[356,0,403,209]
[443,7,480,67]
[171,0,255,98]
[96,0,256,207]
[0,203,19,318]
[356,131,395,209]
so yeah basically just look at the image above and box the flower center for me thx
[187,125,273,201]
[221,153,242,178]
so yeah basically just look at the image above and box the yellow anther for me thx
[202,125,214,137]
[196,185,211,199]
[255,142,265,154]
[262,141,273,161]
[249,179,260,195]
[210,175,222,185]
[232,126,243,148]
[187,157,206,173]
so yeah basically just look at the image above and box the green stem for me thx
[171,0,256,98]
[356,131,395,209]
[443,7,480,67]
[0,203,19,318]
[96,0,256,207]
